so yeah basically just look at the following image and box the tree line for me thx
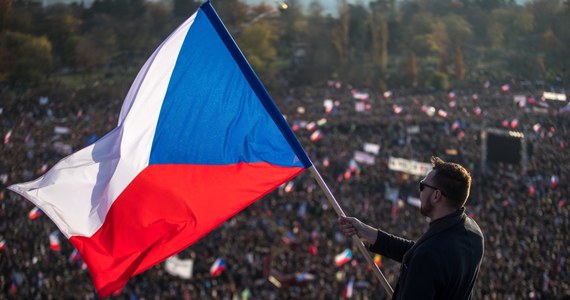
[0,0,569,92]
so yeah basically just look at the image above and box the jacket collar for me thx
[428,208,465,231]
[403,208,466,262]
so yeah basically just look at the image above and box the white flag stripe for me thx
[8,14,196,239]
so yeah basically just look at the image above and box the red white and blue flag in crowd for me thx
[209,258,227,277]
[49,231,61,251]
[8,1,311,297]
[341,276,354,298]
[28,206,42,220]
[335,248,353,266]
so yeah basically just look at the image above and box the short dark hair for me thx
[430,156,472,208]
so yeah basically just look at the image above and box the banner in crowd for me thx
[353,151,375,165]
[363,142,380,155]
[388,157,431,176]
[165,256,194,279]
[351,90,369,100]
[542,91,567,101]
[407,196,421,208]
[513,95,526,106]
[407,125,420,134]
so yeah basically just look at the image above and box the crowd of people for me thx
[1,77,569,299]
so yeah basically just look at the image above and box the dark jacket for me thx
[369,208,484,300]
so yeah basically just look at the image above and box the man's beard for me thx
[420,199,433,217]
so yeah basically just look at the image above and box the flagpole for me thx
[309,165,394,298]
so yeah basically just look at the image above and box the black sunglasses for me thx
[419,181,447,196]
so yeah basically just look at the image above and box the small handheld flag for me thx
[69,248,82,264]
[341,277,354,298]
[28,207,42,220]
[49,231,61,251]
[335,248,353,267]
[210,258,227,277]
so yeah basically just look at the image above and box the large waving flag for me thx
[8,1,311,298]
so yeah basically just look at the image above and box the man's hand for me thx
[338,216,377,245]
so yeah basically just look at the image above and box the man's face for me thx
[419,170,437,217]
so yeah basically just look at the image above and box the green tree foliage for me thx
[236,21,277,75]
[346,3,373,84]
[172,0,200,20]
[539,29,566,71]
[527,0,569,74]
[290,2,337,86]
[211,0,249,30]
[485,20,504,48]
[455,45,465,81]
[488,8,534,50]
[41,4,82,67]
[3,4,37,34]
[332,0,350,79]
[406,51,418,87]
[406,12,440,55]
[74,34,108,71]
[430,21,448,55]
[90,0,146,19]
[438,51,448,74]
[429,70,450,90]
[471,0,513,11]
[275,0,307,68]
[369,8,389,91]
[347,4,370,60]
[1,0,568,91]
[80,14,118,68]
[0,0,12,32]
[442,14,473,48]
[369,11,387,67]
[441,14,472,80]
[0,31,53,84]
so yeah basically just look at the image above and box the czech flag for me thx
[8,1,311,298]
[335,248,353,267]
[49,231,61,251]
[341,277,354,298]
[28,207,42,220]
[209,258,227,277]
[69,248,82,264]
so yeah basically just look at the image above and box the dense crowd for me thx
[1,77,569,299]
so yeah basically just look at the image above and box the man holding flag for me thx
[339,156,484,299]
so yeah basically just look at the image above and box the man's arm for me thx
[369,229,415,262]
[338,216,414,262]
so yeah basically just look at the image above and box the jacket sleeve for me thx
[368,229,415,262]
